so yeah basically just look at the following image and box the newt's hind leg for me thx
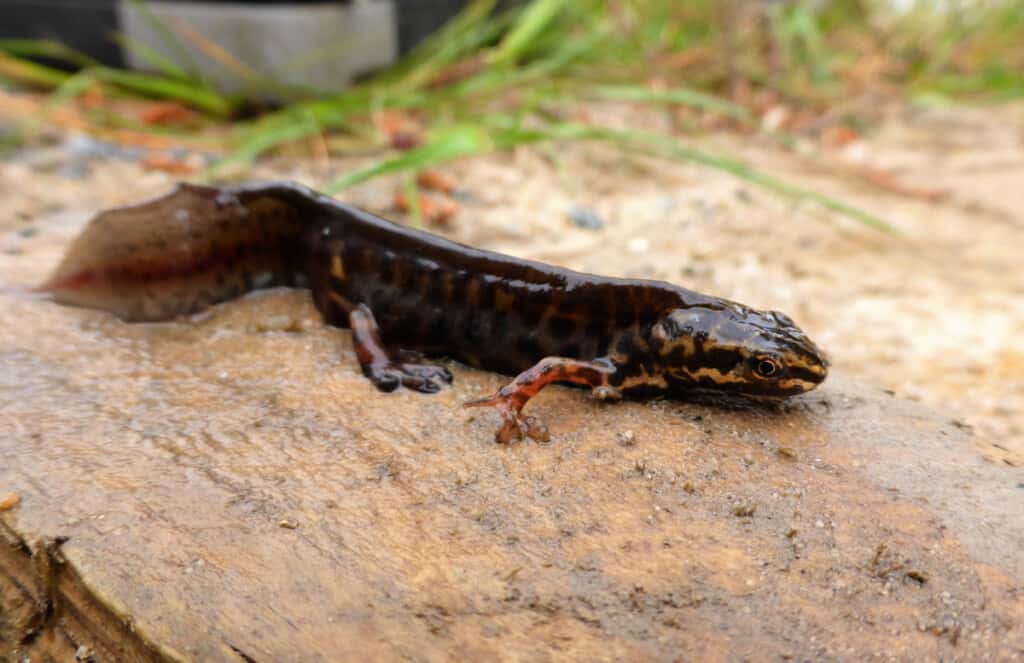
[349,304,452,393]
[464,357,620,444]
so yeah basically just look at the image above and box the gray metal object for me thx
[117,0,399,96]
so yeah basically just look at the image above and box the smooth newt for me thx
[42,182,829,443]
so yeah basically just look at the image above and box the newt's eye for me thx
[754,357,781,379]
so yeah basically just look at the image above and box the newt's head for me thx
[651,304,829,398]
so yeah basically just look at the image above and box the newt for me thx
[41,182,829,443]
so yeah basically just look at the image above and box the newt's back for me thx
[300,195,698,374]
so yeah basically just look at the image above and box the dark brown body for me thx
[300,189,712,384]
[44,182,829,443]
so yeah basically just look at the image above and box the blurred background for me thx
[1,0,1023,461]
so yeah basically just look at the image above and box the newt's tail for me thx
[39,183,310,321]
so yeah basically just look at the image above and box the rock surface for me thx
[1,212,1023,662]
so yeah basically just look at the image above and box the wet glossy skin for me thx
[649,305,829,398]
[43,182,829,443]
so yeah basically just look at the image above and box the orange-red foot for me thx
[464,389,550,444]
[464,356,618,444]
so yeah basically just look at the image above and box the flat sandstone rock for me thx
[1,219,1023,662]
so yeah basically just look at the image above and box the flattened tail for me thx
[41,182,315,321]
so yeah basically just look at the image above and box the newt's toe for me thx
[466,390,548,444]
[367,369,401,392]
[400,363,452,384]
[366,363,451,394]
[521,415,550,443]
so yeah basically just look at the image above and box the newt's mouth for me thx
[666,361,827,398]
[786,361,829,388]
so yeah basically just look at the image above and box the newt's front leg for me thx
[349,304,452,393]
[464,357,621,444]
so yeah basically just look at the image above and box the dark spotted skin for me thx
[43,182,830,443]
[305,205,693,377]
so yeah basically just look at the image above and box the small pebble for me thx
[776,446,797,460]
[617,430,636,446]
[257,315,298,332]
[0,493,20,511]
[568,205,605,230]
[627,237,649,253]
[64,134,142,162]
[59,135,141,179]
[695,199,716,221]
[733,504,756,518]
[59,160,91,180]
[168,147,193,161]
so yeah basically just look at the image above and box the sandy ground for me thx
[1,97,1022,466]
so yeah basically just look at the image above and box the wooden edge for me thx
[0,520,182,663]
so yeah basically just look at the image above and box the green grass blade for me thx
[208,115,321,176]
[395,0,498,71]
[217,94,371,169]
[45,70,99,106]
[589,84,755,123]
[538,123,895,232]
[401,172,424,227]
[91,67,232,115]
[0,39,99,68]
[473,116,893,231]
[325,125,492,192]
[113,33,192,81]
[0,52,70,88]
[491,0,572,66]
[125,0,209,85]
[380,0,500,90]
